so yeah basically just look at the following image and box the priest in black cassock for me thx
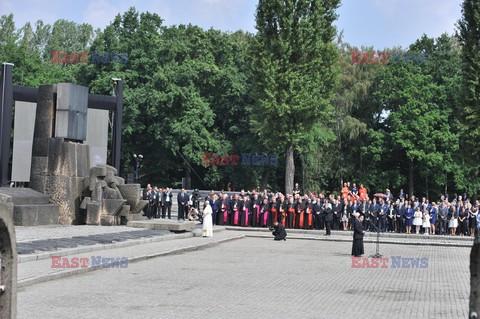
[352,213,365,257]
[271,221,287,241]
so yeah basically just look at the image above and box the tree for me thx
[457,0,480,196]
[251,0,341,194]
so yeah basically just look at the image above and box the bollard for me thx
[0,202,17,319]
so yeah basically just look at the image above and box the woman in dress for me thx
[413,207,423,234]
[448,203,458,236]
[469,203,478,237]
[387,203,396,233]
[202,200,213,237]
[458,205,468,236]
[422,209,431,235]
[341,199,349,231]
[404,203,414,234]
[430,202,437,235]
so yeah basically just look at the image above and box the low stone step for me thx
[0,187,51,205]
[127,219,198,232]
[14,204,59,226]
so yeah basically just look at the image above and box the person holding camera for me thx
[271,220,287,241]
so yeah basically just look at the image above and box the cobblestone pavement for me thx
[16,229,171,254]
[17,237,469,319]
[15,225,146,242]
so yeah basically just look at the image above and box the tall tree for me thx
[457,0,480,195]
[251,0,341,194]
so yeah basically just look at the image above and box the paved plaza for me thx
[17,236,469,319]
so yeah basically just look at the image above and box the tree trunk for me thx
[285,145,294,195]
[426,176,429,199]
[470,233,480,319]
[408,159,414,198]
[260,174,269,191]
[185,162,191,190]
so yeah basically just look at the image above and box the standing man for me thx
[352,213,365,257]
[160,188,167,219]
[165,188,173,219]
[438,201,449,235]
[177,188,188,221]
[323,199,333,236]
[153,187,160,219]
[332,199,341,231]
[378,199,388,232]
[142,184,152,217]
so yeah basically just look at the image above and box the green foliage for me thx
[0,3,475,197]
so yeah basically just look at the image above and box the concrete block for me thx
[86,202,101,225]
[13,204,59,226]
[101,199,126,216]
[0,188,51,205]
[31,156,48,176]
[80,197,91,210]
[117,184,140,209]
[31,138,50,157]
[131,200,148,214]
[119,205,131,217]
[29,175,48,194]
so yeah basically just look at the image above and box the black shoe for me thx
[284,238,286,241]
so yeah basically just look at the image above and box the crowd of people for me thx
[142,185,174,219]
[141,182,480,236]
[199,182,480,237]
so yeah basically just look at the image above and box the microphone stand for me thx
[367,219,383,258]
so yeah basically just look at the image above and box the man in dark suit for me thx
[438,201,449,235]
[152,187,160,218]
[352,214,365,257]
[359,200,369,229]
[396,200,405,233]
[313,196,322,230]
[369,198,379,230]
[162,187,173,219]
[142,184,151,217]
[378,199,388,232]
[323,199,333,236]
[177,188,188,221]
[332,199,342,231]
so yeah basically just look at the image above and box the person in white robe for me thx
[203,200,213,237]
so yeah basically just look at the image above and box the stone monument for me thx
[81,165,147,226]
[0,201,17,319]
[29,84,90,224]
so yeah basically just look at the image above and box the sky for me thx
[0,0,464,50]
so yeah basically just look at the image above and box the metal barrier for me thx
[0,202,16,319]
